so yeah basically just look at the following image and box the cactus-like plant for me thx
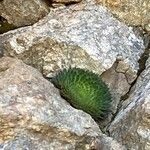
[50,67,112,120]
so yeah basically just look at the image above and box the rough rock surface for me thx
[101,61,131,114]
[0,57,126,150]
[108,55,150,150]
[96,0,150,29]
[0,3,145,116]
[0,0,50,27]
[0,3,144,74]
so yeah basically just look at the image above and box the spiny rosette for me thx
[50,67,112,120]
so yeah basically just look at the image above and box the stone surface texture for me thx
[108,56,150,150]
[0,1,149,149]
[96,0,150,28]
[0,0,50,27]
[0,3,145,117]
[0,57,126,150]
[101,61,131,114]
[1,3,144,75]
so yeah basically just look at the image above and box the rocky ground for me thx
[0,0,149,150]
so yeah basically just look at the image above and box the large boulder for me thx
[0,57,126,150]
[0,0,50,27]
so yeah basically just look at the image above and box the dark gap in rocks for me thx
[43,0,80,7]
[137,35,150,76]
[0,16,17,34]
[42,0,54,7]
[121,34,150,102]
[0,16,42,34]
[65,1,81,6]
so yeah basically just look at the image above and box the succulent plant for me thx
[49,67,112,120]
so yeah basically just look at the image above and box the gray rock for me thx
[108,55,150,150]
[0,3,145,117]
[99,135,127,150]
[1,3,144,74]
[0,0,50,27]
[0,57,126,150]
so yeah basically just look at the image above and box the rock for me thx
[0,57,126,150]
[96,0,150,28]
[108,55,150,150]
[1,3,144,74]
[0,3,145,116]
[98,135,127,150]
[0,0,50,27]
[101,62,130,114]
[145,24,150,33]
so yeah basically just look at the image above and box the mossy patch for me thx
[49,67,112,120]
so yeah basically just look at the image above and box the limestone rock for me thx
[0,0,50,27]
[0,57,126,150]
[96,0,150,28]
[0,3,145,116]
[108,56,150,150]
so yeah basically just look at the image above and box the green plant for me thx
[50,67,112,120]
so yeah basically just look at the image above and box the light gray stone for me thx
[108,55,150,150]
[99,135,127,150]
[1,3,144,74]
[0,57,126,150]
[0,0,50,27]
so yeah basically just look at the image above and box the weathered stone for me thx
[96,0,150,28]
[108,56,150,150]
[0,57,126,150]
[0,0,50,27]
[0,3,145,116]
[98,135,127,150]
[101,62,130,114]
[145,24,150,33]
[1,3,144,73]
